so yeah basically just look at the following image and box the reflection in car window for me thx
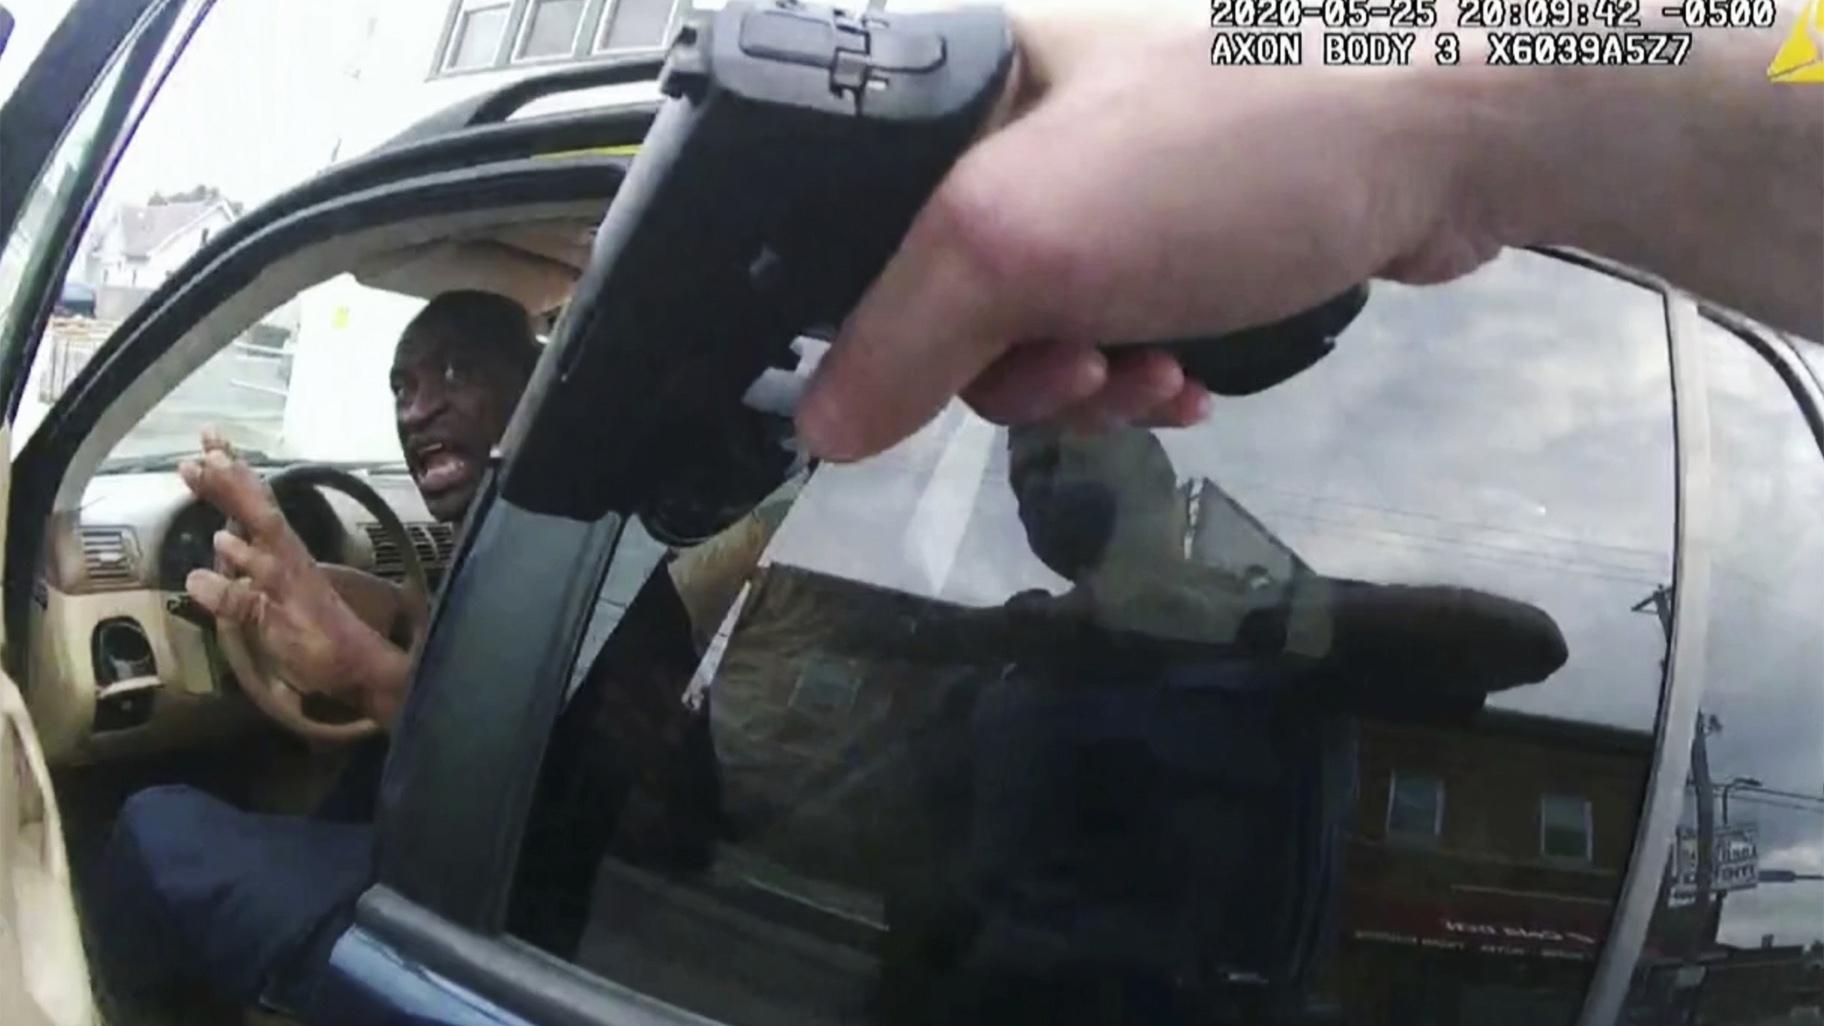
[504,250,1676,1025]
[1620,317,1824,1024]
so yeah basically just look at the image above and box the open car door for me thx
[0,2,214,1023]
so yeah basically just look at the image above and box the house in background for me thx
[80,195,236,316]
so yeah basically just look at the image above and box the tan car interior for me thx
[29,200,607,776]
[9,195,622,1026]
[5,173,816,1026]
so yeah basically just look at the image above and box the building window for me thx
[1386,772,1445,841]
[517,0,588,60]
[446,1,512,71]
[437,0,683,76]
[1540,793,1593,861]
[597,0,678,52]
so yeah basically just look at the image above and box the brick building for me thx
[1327,711,1654,1024]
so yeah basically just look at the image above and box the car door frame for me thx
[2,54,655,1020]
[1576,294,1824,1025]
[0,0,212,427]
[0,2,214,1023]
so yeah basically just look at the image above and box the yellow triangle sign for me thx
[1768,0,1824,82]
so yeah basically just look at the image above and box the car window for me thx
[10,1,429,453]
[86,275,427,470]
[1617,315,1824,1024]
[503,249,1676,1026]
[0,36,133,425]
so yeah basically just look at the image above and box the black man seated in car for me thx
[91,290,721,1018]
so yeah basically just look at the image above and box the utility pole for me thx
[1633,584,1722,1023]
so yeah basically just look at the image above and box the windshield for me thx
[98,274,427,472]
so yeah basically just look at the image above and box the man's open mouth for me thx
[412,441,474,494]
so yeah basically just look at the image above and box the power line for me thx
[1737,785,1824,805]
[1218,473,1671,563]
[1256,506,1665,587]
[1724,795,1824,816]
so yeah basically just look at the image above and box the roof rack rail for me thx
[385,54,668,150]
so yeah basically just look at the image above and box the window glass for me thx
[1621,316,1824,1024]
[518,0,586,59]
[93,276,423,469]
[507,250,1676,1026]
[447,2,510,70]
[599,0,676,51]
[1540,794,1592,861]
[14,1,377,451]
[1388,773,1444,839]
[0,51,130,439]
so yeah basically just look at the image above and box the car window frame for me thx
[1574,288,1824,1024]
[6,155,633,677]
[0,0,210,427]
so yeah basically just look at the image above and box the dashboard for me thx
[29,468,456,766]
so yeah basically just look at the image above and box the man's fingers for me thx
[961,342,1107,425]
[185,569,228,614]
[184,569,266,629]
[214,529,280,587]
[199,426,235,459]
[218,577,267,627]
[179,449,288,542]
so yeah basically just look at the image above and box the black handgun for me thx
[502,0,1366,543]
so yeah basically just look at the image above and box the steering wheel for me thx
[214,464,431,745]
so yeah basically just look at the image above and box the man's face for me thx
[390,322,530,523]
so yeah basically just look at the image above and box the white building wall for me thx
[144,209,233,280]
[327,0,674,164]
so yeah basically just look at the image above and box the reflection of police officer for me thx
[881,424,1359,1026]
[881,424,1573,1026]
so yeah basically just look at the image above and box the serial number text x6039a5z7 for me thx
[1209,29,1693,65]
[1486,30,1693,64]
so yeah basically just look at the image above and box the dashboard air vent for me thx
[80,527,136,587]
[364,521,454,583]
[408,522,455,568]
[362,522,406,582]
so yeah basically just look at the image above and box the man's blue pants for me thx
[94,784,375,1013]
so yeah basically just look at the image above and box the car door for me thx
[0,2,213,1024]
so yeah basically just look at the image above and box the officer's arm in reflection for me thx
[998,422,1569,715]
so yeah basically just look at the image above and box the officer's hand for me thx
[795,9,1499,460]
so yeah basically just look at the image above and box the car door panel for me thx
[0,1,211,1020]
[0,653,90,1026]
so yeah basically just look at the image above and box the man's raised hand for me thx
[179,430,408,722]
